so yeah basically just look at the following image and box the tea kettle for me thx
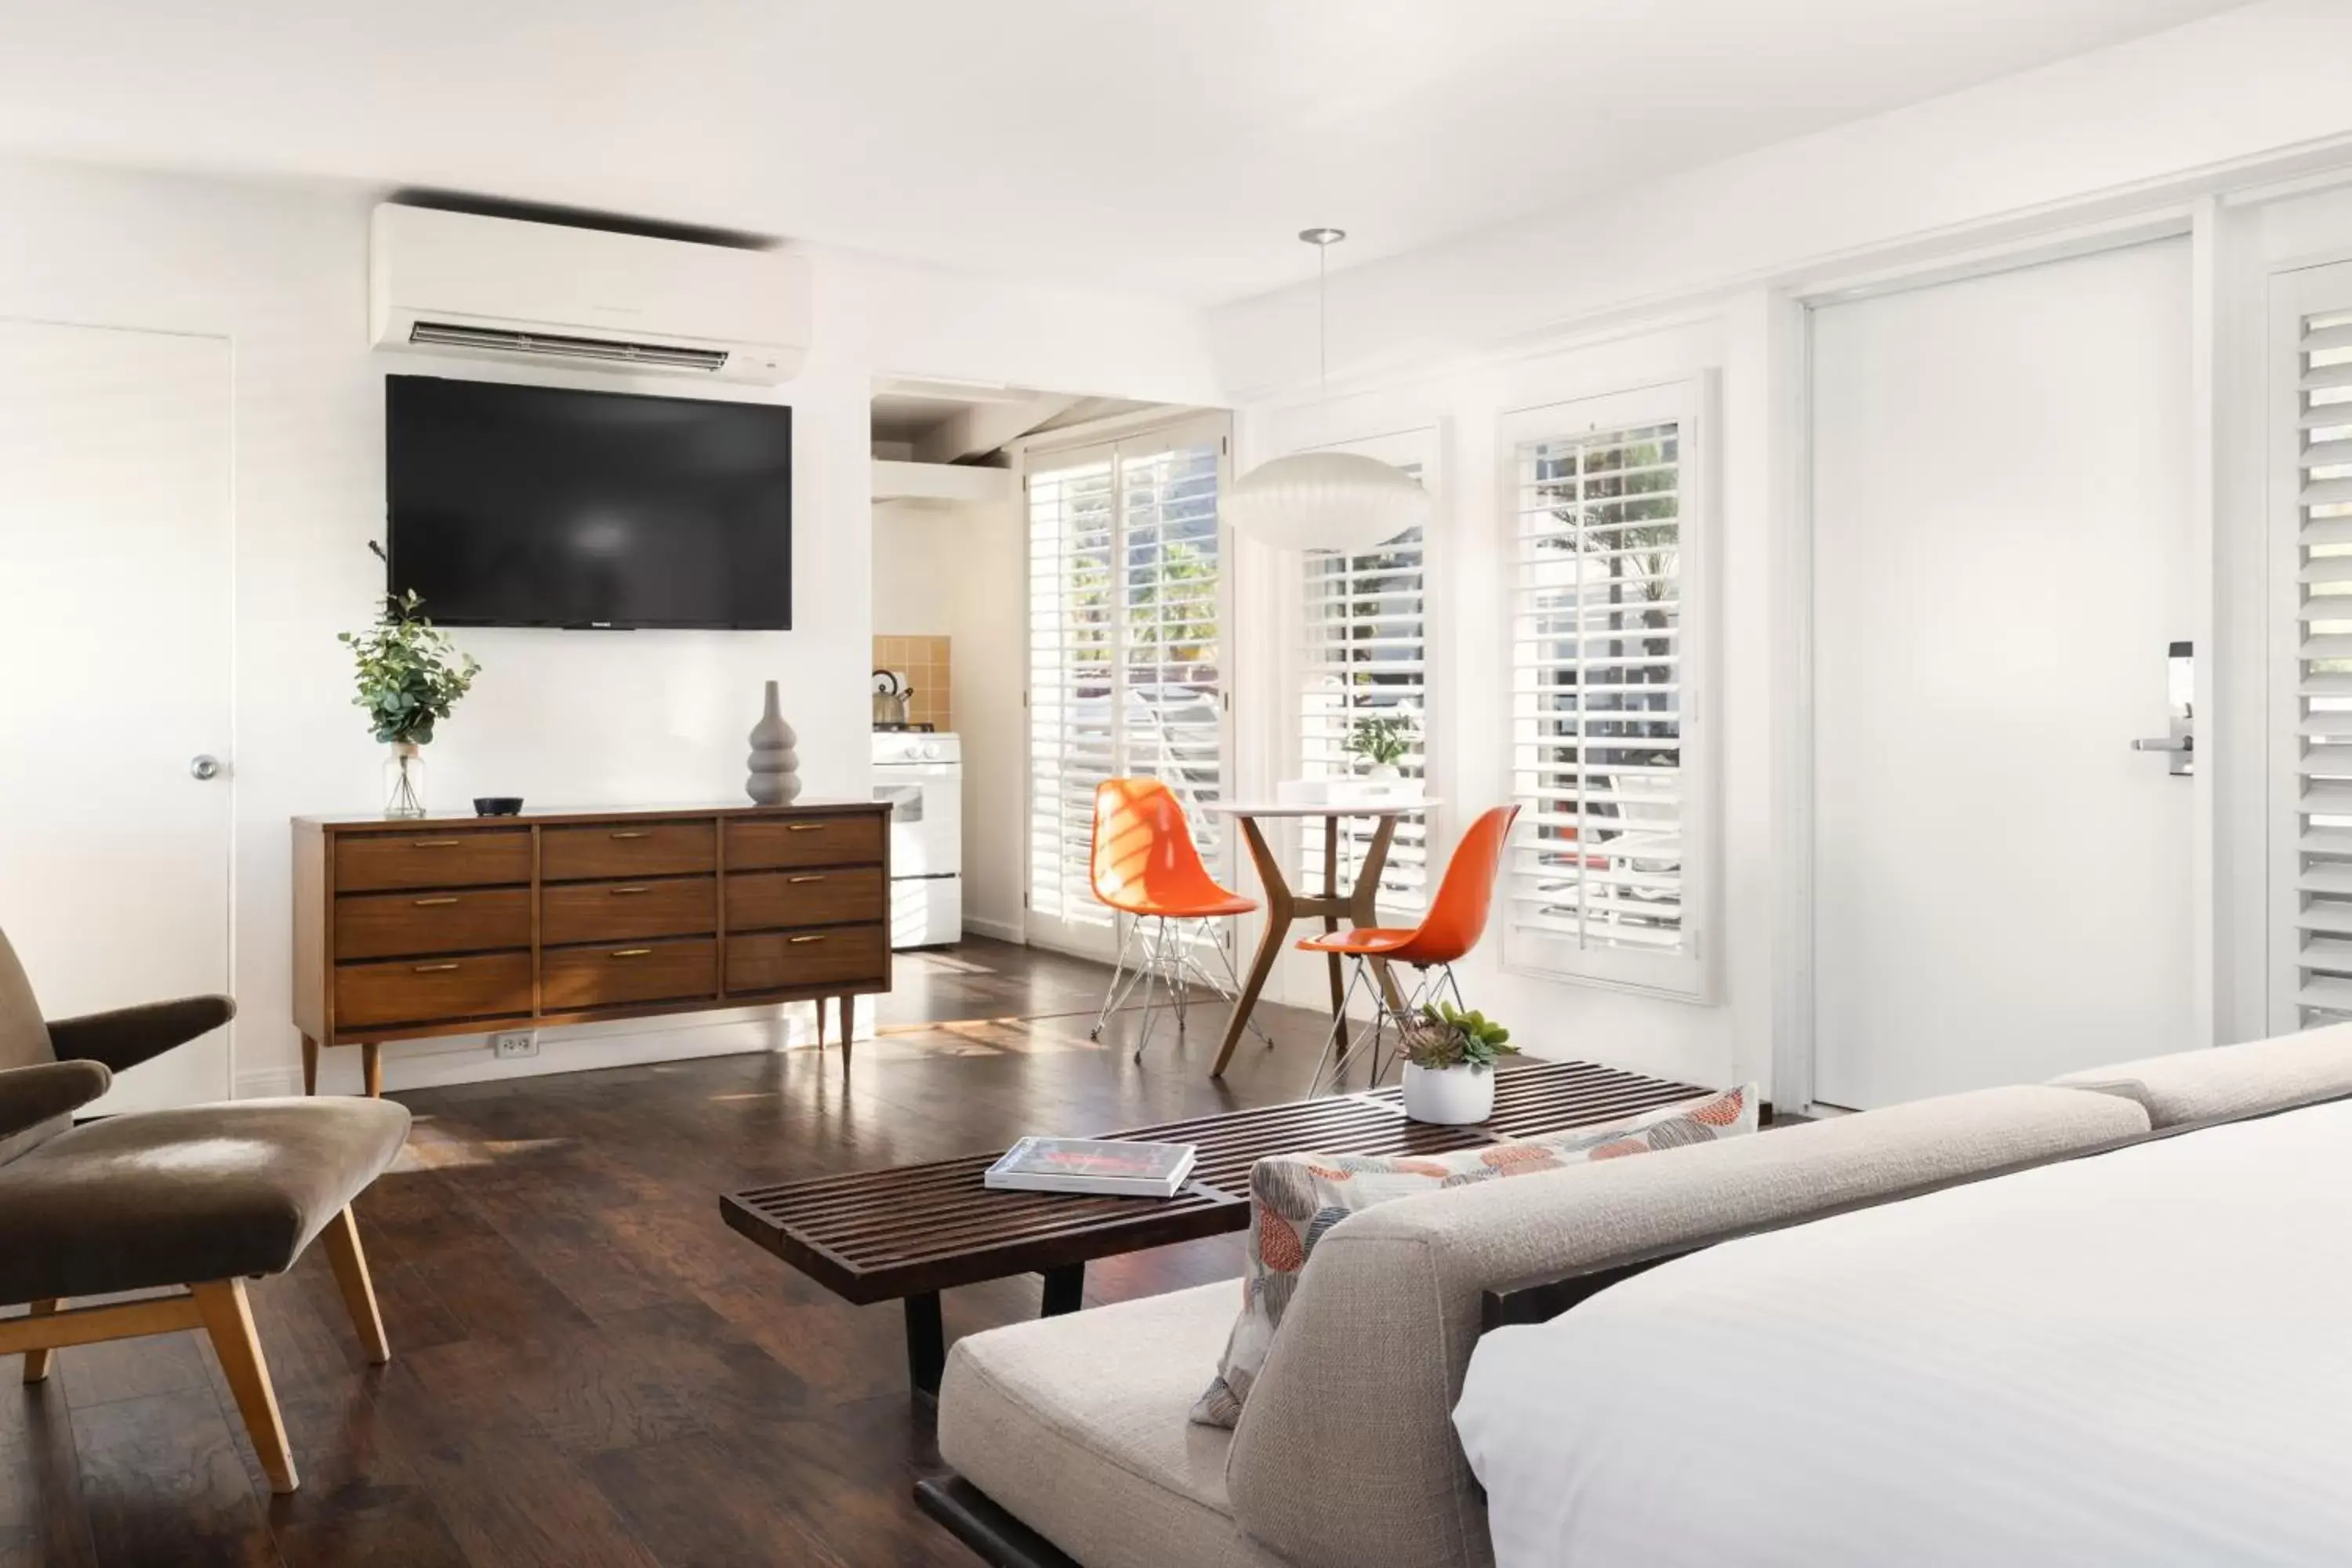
[872,669,912,728]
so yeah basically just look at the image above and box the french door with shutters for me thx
[1025,416,1232,959]
[1810,238,2200,1109]
[0,320,235,1112]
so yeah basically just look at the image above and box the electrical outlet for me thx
[490,1030,539,1060]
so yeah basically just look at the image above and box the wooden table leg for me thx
[1040,1264,1083,1317]
[904,1291,946,1398]
[1322,815,1346,1017]
[299,1035,318,1097]
[361,1041,383,1099]
[1350,816,1410,1014]
[1213,817,1294,1077]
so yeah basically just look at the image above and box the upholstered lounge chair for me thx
[0,927,410,1493]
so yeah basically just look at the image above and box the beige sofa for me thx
[931,1028,2352,1568]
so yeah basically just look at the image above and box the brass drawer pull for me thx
[611,948,653,959]
[412,839,463,848]
[412,896,460,907]
[609,830,651,840]
[412,961,461,973]
[787,874,825,884]
[609,885,651,896]
[789,935,826,945]
[786,823,826,833]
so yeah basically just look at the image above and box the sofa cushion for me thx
[1223,1083,2152,1568]
[0,1095,412,1305]
[936,1279,1285,1568]
[1191,1084,1757,1428]
[2051,1023,2352,1128]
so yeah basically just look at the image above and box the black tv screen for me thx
[386,375,793,629]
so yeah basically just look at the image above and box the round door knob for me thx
[190,754,223,781]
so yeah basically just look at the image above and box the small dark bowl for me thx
[473,797,524,817]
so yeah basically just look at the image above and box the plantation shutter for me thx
[1501,383,1710,999]
[2287,275,2352,1024]
[1299,439,1431,913]
[1026,452,1119,935]
[1025,416,1231,957]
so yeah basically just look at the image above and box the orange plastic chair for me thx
[1296,804,1519,1089]
[1086,779,1262,1062]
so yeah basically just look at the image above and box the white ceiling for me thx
[0,0,2245,303]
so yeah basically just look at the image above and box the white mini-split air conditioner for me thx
[368,204,810,384]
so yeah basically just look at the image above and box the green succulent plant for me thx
[1344,711,1417,768]
[338,589,480,746]
[1399,1002,1519,1073]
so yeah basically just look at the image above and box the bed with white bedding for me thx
[1453,1098,2352,1568]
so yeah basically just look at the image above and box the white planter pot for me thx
[1401,1061,1495,1124]
[1367,764,1402,782]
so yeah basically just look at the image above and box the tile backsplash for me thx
[873,635,951,731]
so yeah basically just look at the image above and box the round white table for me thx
[1199,798,1441,1076]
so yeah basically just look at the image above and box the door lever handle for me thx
[2130,736,2192,753]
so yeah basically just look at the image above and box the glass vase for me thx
[383,742,427,818]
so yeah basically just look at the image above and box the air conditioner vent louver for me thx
[408,321,730,372]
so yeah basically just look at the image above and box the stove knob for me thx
[922,741,942,760]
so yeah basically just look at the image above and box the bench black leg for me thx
[1040,1264,1083,1317]
[905,1291,946,1398]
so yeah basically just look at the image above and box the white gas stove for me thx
[872,729,961,948]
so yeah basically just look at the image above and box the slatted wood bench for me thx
[719,1058,1708,1395]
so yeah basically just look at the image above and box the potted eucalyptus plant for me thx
[1397,1002,1519,1123]
[339,588,480,818]
[1344,710,1417,782]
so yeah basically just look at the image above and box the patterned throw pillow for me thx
[1188,1083,1758,1428]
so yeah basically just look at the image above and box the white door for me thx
[1025,416,1232,960]
[1811,240,2197,1109]
[0,321,234,1112]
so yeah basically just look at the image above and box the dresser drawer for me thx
[727,925,889,993]
[542,938,718,1012]
[727,866,887,932]
[541,821,715,882]
[542,877,716,947]
[335,951,533,1031]
[726,814,884,872]
[335,829,532,893]
[335,887,532,962]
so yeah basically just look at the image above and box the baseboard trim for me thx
[243,999,851,1098]
[964,916,1025,944]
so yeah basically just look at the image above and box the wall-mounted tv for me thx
[386,375,793,629]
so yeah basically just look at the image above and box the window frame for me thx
[1289,426,1441,919]
[1494,377,1718,1003]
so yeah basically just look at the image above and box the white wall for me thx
[0,152,1214,1096]
[871,496,1028,941]
[1214,0,2352,1101]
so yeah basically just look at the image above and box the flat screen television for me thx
[385,375,793,629]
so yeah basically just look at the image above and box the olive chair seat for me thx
[0,1095,409,1306]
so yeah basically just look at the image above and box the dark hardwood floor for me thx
[1,938,1367,1568]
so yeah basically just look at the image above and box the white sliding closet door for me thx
[1025,416,1231,959]
[1811,240,2198,1109]
[0,320,234,1112]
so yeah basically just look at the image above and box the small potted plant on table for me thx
[1398,1002,1519,1124]
[1344,711,1416,783]
[339,589,479,818]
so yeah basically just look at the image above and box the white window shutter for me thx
[1501,381,1711,1000]
[2292,293,2352,1022]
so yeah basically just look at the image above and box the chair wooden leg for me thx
[191,1279,297,1494]
[321,1207,389,1365]
[299,1034,319,1096]
[21,1298,60,1384]
[361,1040,383,1098]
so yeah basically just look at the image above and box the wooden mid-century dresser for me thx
[292,801,892,1095]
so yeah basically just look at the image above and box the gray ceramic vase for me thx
[746,681,801,804]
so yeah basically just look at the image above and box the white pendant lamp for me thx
[1227,228,1431,554]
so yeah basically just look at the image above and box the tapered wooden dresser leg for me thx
[299,1035,319,1096]
[361,1041,383,1098]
